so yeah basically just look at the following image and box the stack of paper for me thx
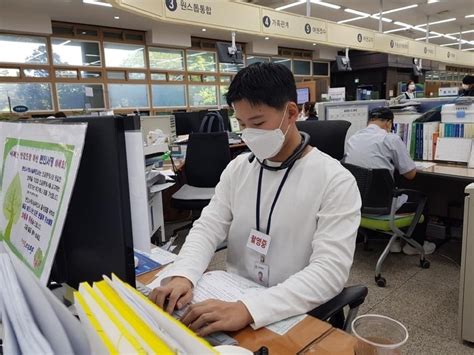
[75,274,217,354]
[0,251,89,354]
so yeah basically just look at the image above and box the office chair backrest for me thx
[296,120,351,160]
[185,132,231,188]
[199,111,225,133]
[342,163,394,215]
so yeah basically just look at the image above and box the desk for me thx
[137,271,356,354]
[417,163,474,181]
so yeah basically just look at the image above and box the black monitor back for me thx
[50,116,135,288]
[175,109,231,135]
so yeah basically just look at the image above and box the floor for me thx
[163,223,474,354]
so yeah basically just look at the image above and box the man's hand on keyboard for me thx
[180,300,253,337]
[148,276,193,314]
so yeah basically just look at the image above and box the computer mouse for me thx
[134,256,139,268]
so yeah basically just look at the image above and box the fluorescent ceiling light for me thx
[465,14,474,18]
[443,34,458,40]
[427,0,440,3]
[83,0,112,7]
[415,32,443,40]
[337,16,367,24]
[416,18,456,27]
[447,29,474,35]
[345,8,370,17]
[462,48,474,51]
[384,28,408,34]
[394,21,412,28]
[440,43,459,47]
[310,0,341,10]
[413,27,428,33]
[377,4,418,15]
[370,14,392,23]
[275,1,304,11]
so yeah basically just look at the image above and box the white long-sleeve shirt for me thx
[161,148,361,329]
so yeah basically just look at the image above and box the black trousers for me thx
[397,202,428,245]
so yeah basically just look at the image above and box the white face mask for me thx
[408,84,416,91]
[241,104,290,161]
[462,84,470,90]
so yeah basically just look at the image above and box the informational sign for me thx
[114,0,163,18]
[261,9,327,43]
[436,46,457,64]
[439,87,459,97]
[327,105,369,141]
[328,87,346,102]
[327,23,375,49]
[0,122,87,284]
[408,40,436,61]
[375,33,409,55]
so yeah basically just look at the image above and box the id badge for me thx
[253,262,269,286]
[246,229,271,256]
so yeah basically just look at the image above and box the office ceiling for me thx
[249,0,474,51]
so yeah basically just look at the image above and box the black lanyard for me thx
[255,164,294,235]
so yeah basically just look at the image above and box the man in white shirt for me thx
[344,107,436,255]
[149,63,361,336]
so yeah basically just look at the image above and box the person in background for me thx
[148,63,361,336]
[404,80,417,100]
[303,102,318,121]
[344,107,436,256]
[460,75,474,97]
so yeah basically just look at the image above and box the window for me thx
[313,62,329,76]
[107,71,126,80]
[24,69,49,78]
[246,56,270,65]
[52,39,101,66]
[186,50,216,72]
[188,85,217,107]
[169,74,184,81]
[219,62,244,73]
[149,48,184,71]
[55,70,78,79]
[0,34,48,64]
[0,68,20,77]
[151,73,167,81]
[0,83,53,111]
[189,74,202,82]
[108,84,149,108]
[128,72,146,80]
[152,84,186,108]
[104,43,145,68]
[220,76,232,83]
[271,58,291,70]
[81,71,101,79]
[219,85,229,106]
[293,60,311,76]
[56,83,105,110]
[203,75,216,82]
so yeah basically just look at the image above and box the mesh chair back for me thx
[296,120,351,160]
[185,132,231,188]
[343,163,394,215]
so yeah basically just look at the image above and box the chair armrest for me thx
[307,285,368,321]
[389,189,427,237]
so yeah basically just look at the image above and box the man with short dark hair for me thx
[461,75,474,97]
[344,107,436,255]
[149,63,361,335]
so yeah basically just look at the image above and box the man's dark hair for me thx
[368,107,394,122]
[226,62,297,109]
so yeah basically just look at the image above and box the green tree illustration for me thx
[3,173,22,242]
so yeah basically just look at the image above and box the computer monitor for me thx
[335,55,352,71]
[175,109,231,135]
[49,116,136,288]
[216,42,244,64]
[297,88,310,105]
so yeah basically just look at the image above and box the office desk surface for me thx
[418,163,474,180]
[137,271,356,354]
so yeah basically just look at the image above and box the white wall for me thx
[146,23,191,48]
[247,40,278,56]
[0,9,51,34]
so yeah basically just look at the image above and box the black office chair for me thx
[170,132,231,241]
[343,163,429,287]
[296,120,351,160]
[308,285,368,332]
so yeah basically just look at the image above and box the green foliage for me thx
[33,248,44,270]
[149,50,184,70]
[3,173,22,242]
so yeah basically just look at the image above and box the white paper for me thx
[266,314,307,336]
[416,162,437,170]
[0,122,87,284]
[156,169,176,177]
[150,247,178,265]
[435,138,473,163]
[327,105,369,143]
[85,87,94,97]
[150,182,175,194]
[172,184,215,200]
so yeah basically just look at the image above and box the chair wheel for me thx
[375,275,386,288]
[420,259,430,269]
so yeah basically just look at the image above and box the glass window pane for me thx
[271,57,291,70]
[0,83,53,112]
[189,74,202,82]
[57,83,105,110]
[125,33,144,42]
[52,39,101,66]
[149,48,184,71]
[293,60,311,76]
[107,71,126,80]
[104,43,145,68]
[186,50,216,72]
[152,84,186,107]
[108,84,149,108]
[24,69,49,78]
[246,56,270,65]
[220,85,229,106]
[55,70,78,78]
[203,75,216,82]
[0,34,48,64]
[81,70,102,79]
[220,76,232,83]
[219,62,244,73]
[77,28,98,36]
[151,73,167,81]
[188,85,217,107]
[0,68,20,77]
[313,62,329,76]
[103,31,122,40]
[169,74,184,81]
[129,72,146,80]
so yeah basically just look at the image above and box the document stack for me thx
[74,274,217,354]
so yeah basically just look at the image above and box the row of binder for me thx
[75,274,217,354]
[439,123,474,139]
[410,122,440,161]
